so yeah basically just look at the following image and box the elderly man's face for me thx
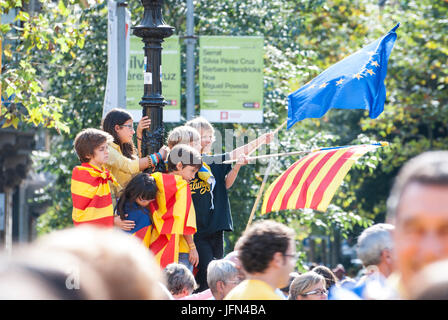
[394,182,448,292]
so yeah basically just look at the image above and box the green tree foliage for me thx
[35,2,108,234]
[1,0,88,132]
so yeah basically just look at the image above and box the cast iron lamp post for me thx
[133,0,174,172]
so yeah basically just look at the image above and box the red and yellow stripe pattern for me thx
[71,163,119,227]
[133,225,152,249]
[261,145,376,214]
[149,172,196,269]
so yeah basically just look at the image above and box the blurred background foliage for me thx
[2,0,447,270]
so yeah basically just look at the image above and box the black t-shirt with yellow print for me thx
[189,153,233,236]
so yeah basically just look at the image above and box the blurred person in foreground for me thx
[225,220,296,300]
[0,246,108,300]
[386,151,448,299]
[31,226,167,299]
[408,259,448,300]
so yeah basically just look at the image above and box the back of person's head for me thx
[116,173,157,220]
[288,271,326,300]
[73,128,113,164]
[386,151,448,223]
[167,144,202,172]
[357,223,395,267]
[167,125,200,149]
[163,263,198,298]
[311,265,338,290]
[332,264,346,280]
[34,226,166,300]
[0,246,108,299]
[236,220,295,274]
[102,108,135,159]
[207,259,239,296]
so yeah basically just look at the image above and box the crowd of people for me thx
[1,108,448,300]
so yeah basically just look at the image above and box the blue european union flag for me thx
[287,23,399,129]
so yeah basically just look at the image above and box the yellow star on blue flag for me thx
[287,23,399,129]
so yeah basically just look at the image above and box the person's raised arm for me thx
[135,116,168,169]
[228,131,275,161]
[225,154,248,189]
[136,116,151,158]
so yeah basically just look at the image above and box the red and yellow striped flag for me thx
[261,145,377,215]
[71,163,119,227]
[149,172,196,269]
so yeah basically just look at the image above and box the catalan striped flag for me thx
[149,172,196,269]
[71,163,119,227]
[261,144,382,215]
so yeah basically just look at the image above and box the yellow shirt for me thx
[224,279,283,300]
[179,236,190,253]
[105,142,140,195]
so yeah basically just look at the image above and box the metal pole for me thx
[133,0,174,172]
[116,0,128,108]
[185,0,196,120]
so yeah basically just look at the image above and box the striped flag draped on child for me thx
[261,144,381,215]
[71,163,119,227]
[149,172,197,269]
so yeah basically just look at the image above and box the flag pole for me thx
[245,158,275,231]
[224,142,388,164]
[224,150,310,164]
[272,120,287,134]
[246,120,287,157]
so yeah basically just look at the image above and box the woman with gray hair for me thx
[163,263,198,299]
[207,259,241,300]
[289,271,328,300]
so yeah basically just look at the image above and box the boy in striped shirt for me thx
[71,128,119,227]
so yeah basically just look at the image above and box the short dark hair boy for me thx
[74,128,113,163]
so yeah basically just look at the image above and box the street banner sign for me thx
[126,35,181,122]
[199,36,264,123]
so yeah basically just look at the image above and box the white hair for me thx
[206,259,239,294]
[356,223,394,267]
[163,263,197,295]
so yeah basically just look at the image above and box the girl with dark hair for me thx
[102,108,168,231]
[102,108,168,192]
[115,173,157,245]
